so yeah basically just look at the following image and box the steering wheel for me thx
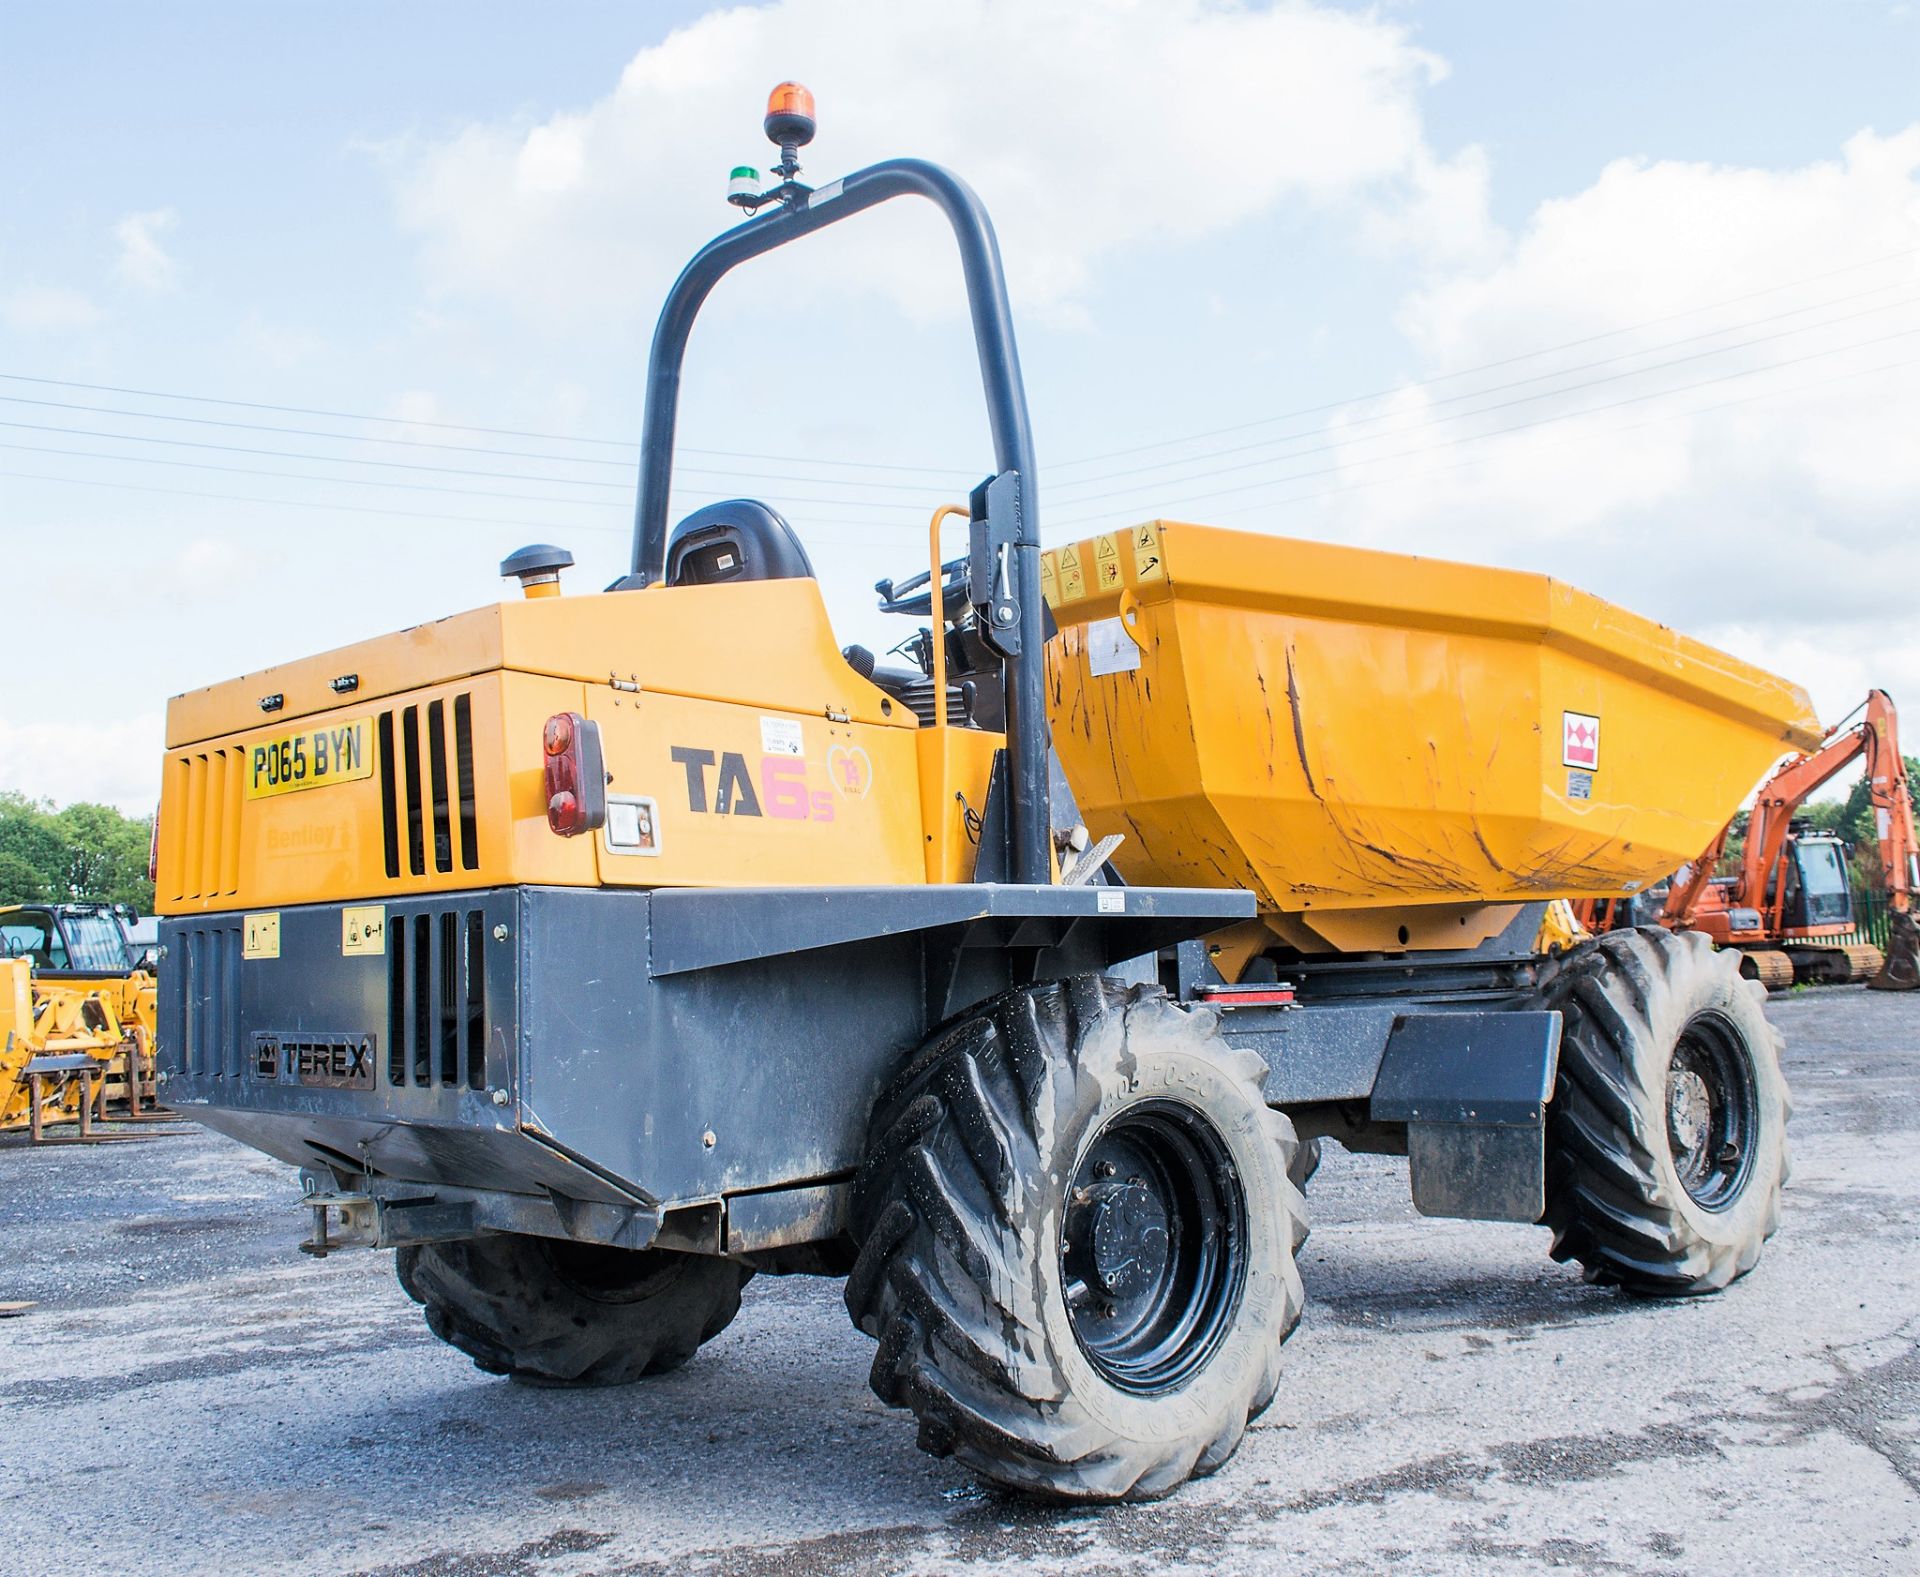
[874,554,970,619]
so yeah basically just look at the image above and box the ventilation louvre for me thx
[177,922,244,1076]
[386,903,490,1090]
[377,692,481,881]
[163,751,244,903]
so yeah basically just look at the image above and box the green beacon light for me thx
[727,166,762,207]
[726,84,819,213]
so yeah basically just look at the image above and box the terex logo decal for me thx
[670,746,838,822]
[1561,711,1601,770]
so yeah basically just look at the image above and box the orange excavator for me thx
[1655,689,1919,991]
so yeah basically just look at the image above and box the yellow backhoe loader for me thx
[1,903,160,1139]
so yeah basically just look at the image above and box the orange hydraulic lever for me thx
[927,504,969,732]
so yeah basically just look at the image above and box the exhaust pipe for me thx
[1869,910,1920,991]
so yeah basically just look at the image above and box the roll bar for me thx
[624,158,1052,886]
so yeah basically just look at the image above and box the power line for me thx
[4,243,1914,549]
[1158,353,1920,526]
[1046,243,1920,471]
[10,275,1910,524]
[0,392,636,466]
[8,262,1895,502]
[13,349,1913,552]
[0,370,978,478]
[0,391,967,494]
[2,242,1910,489]
[15,309,1914,533]
[0,467,620,534]
[1049,305,1920,518]
[1049,323,1920,529]
[0,416,945,506]
[1047,278,1920,496]
[0,415,627,488]
[1,439,928,517]
[0,440,623,508]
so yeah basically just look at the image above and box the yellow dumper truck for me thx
[154,91,1818,1502]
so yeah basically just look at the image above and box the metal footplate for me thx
[296,1173,661,1258]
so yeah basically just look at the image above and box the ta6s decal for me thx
[670,746,838,822]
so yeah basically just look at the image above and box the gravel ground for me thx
[2,986,1916,1575]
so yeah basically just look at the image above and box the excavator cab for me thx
[1778,831,1854,932]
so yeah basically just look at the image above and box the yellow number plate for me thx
[244,719,374,800]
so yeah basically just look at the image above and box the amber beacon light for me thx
[763,81,816,147]
[728,82,821,211]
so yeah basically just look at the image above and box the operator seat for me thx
[664,499,815,586]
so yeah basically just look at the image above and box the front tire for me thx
[846,977,1306,1502]
[1537,929,1789,1295]
[397,1233,751,1385]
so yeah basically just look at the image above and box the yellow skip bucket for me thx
[1044,522,1822,954]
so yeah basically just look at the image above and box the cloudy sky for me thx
[3,1,1917,811]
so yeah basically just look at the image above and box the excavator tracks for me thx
[1739,949,1797,991]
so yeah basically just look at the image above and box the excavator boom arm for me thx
[1665,689,1916,928]
[1863,692,1918,912]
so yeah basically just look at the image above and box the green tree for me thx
[1716,808,1749,874]
[0,792,155,910]
[54,801,154,906]
[1852,754,1920,886]
[0,792,68,884]
[1800,799,1850,836]
[0,850,52,904]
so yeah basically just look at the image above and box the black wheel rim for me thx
[1664,1012,1759,1211]
[1059,1099,1248,1395]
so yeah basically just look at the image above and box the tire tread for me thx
[1537,927,1789,1296]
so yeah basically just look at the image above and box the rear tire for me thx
[846,977,1306,1502]
[397,1233,751,1385]
[1289,1136,1323,1193]
[1536,929,1789,1296]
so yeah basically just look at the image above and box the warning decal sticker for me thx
[342,905,385,957]
[243,912,281,960]
[1131,522,1164,582]
[1094,533,1123,591]
[759,716,804,757]
[1057,543,1087,602]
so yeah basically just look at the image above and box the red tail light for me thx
[543,711,607,837]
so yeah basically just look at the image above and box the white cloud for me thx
[2,285,103,333]
[1304,127,1920,727]
[0,713,164,815]
[149,536,267,603]
[387,388,445,425]
[238,309,328,368]
[115,207,181,290]
[391,0,1491,328]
